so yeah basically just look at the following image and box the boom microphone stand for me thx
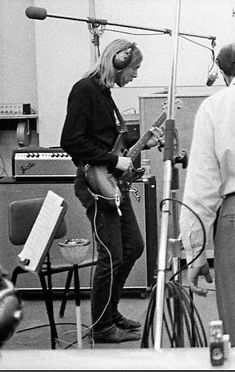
[154,0,181,350]
[25,5,216,42]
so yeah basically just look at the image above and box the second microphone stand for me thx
[154,0,182,350]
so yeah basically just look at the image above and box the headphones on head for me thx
[113,46,134,70]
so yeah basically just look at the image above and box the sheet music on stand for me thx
[18,190,67,273]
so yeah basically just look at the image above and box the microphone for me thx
[25,6,47,20]
[25,7,107,26]
[206,71,218,86]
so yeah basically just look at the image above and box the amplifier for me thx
[12,147,77,178]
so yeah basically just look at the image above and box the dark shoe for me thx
[93,326,141,344]
[115,317,141,331]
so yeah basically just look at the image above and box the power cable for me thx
[141,197,208,349]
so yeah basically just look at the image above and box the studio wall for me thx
[34,0,232,147]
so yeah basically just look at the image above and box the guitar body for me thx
[85,164,122,208]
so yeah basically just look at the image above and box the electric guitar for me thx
[85,100,182,208]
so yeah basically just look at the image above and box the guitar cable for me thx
[88,186,122,216]
[85,189,115,344]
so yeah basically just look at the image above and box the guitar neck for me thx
[127,131,152,161]
[127,111,167,162]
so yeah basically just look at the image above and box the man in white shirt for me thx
[180,42,235,346]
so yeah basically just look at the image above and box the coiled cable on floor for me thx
[141,198,208,349]
[141,280,207,348]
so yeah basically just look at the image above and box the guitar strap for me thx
[110,97,128,134]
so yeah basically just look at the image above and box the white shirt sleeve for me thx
[180,99,221,267]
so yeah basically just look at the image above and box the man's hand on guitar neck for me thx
[116,157,133,171]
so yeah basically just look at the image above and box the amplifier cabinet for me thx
[139,93,210,240]
[0,177,158,295]
[139,93,209,204]
[123,176,158,291]
[12,147,77,178]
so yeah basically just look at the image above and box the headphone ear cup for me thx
[113,47,133,70]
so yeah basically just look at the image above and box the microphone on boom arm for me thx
[206,69,218,86]
[25,6,108,27]
[206,43,218,87]
[25,6,47,20]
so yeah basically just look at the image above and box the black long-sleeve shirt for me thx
[60,76,136,169]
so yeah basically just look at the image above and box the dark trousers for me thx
[214,194,235,346]
[74,166,144,332]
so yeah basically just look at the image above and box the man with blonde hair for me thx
[61,39,160,343]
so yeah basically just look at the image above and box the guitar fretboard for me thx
[127,111,167,162]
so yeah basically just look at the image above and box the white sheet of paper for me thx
[18,190,66,273]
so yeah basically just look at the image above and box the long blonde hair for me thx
[83,39,143,88]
